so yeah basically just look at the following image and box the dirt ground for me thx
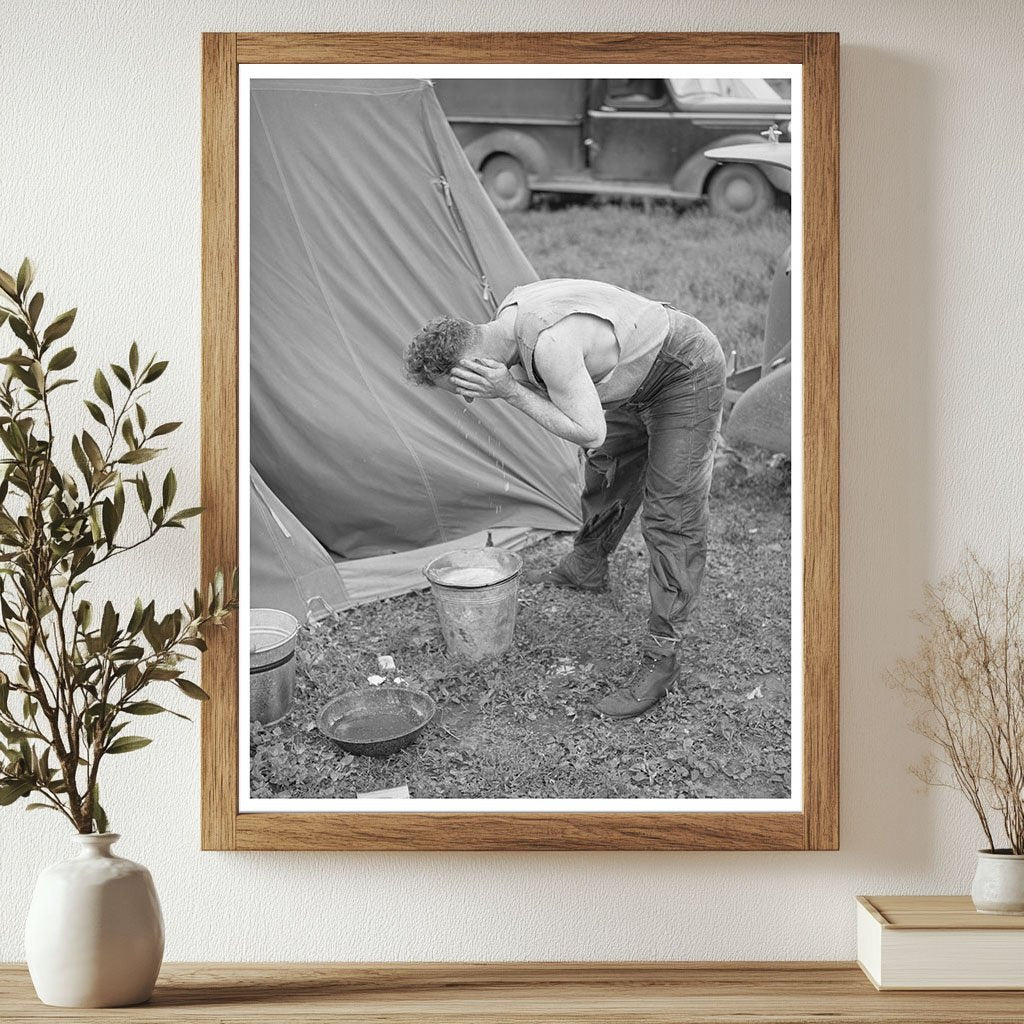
[250,202,793,801]
[250,455,791,800]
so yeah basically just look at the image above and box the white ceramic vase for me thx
[971,850,1024,915]
[25,833,164,1007]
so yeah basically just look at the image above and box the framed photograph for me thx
[201,32,839,850]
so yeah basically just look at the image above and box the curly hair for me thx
[404,316,477,385]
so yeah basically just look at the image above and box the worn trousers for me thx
[559,307,727,656]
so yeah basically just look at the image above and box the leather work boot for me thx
[593,652,680,719]
[523,552,609,592]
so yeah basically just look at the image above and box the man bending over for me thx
[404,278,726,719]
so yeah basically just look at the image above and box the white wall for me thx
[2,0,1022,962]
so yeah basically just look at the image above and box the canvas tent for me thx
[250,78,583,620]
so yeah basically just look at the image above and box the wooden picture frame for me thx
[201,32,839,851]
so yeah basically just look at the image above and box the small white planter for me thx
[25,833,164,1007]
[971,849,1024,915]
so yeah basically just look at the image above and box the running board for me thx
[528,178,703,201]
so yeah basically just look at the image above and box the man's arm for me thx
[520,327,607,447]
[502,371,606,448]
[449,329,606,448]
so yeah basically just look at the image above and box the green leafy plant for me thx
[0,259,235,833]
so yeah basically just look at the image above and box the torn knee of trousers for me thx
[585,449,618,489]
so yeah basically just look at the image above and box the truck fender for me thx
[724,362,791,456]
[761,245,791,373]
[673,133,778,196]
[462,129,552,179]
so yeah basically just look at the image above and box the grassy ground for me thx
[504,201,790,369]
[251,467,791,800]
[251,203,792,801]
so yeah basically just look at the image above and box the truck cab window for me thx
[604,79,667,109]
[669,78,783,103]
[669,78,725,102]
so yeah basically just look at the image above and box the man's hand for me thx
[449,358,518,402]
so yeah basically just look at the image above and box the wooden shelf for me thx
[3,962,1024,1022]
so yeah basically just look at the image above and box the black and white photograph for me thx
[242,65,802,810]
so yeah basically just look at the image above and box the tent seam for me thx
[253,476,351,609]
[252,94,451,544]
[253,485,305,594]
[421,88,498,314]
[412,93,581,521]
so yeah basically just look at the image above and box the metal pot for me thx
[249,608,299,725]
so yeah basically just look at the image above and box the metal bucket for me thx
[423,548,522,662]
[249,608,299,724]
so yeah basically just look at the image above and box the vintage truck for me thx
[432,77,791,218]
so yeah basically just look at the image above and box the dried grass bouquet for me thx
[895,551,1024,854]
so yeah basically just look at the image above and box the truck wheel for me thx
[481,155,531,212]
[707,163,774,219]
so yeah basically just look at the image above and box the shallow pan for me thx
[317,686,437,757]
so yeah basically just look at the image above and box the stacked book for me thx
[857,895,1024,989]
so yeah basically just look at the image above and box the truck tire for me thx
[481,154,531,212]
[707,163,774,220]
